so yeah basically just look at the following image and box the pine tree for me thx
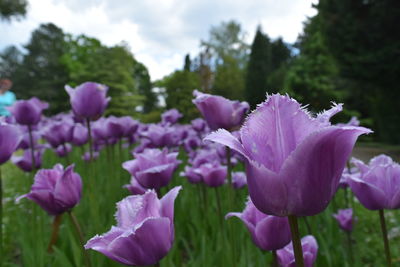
[245,27,271,108]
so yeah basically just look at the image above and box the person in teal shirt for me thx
[0,79,16,116]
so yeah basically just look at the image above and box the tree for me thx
[0,45,23,78]
[245,27,271,108]
[213,55,245,100]
[62,36,144,116]
[157,70,201,121]
[201,20,249,100]
[184,54,191,72]
[134,62,155,113]
[15,23,70,114]
[317,0,400,142]
[284,16,342,112]
[0,0,27,21]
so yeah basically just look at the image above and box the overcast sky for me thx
[1,0,318,81]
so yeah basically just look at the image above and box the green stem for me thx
[303,217,312,235]
[346,231,354,264]
[288,215,304,267]
[63,144,71,165]
[214,187,223,229]
[226,147,237,267]
[47,214,63,253]
[271,250,278,267]
[379,209,392,267]
[27,125,36,171]
[68,211,92,267]
[85,119,93,162]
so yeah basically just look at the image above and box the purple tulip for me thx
[180,165,202,184]
[65,82,110,120]
[12,148,44,172]
[42,121,74,148]
[205,94,371,216]
[123,177,147,195]
[194,163,227,187]
[226,198,291,251]
[17,164,82,215]
[189,149,221,167]
[122,149,181,190]
[348,155,400,210]
[0,123,21,165]
[55,144,72,157]
[333,208,354,232]
[106,116,139,139]
[162,109,182,125]
[7,97,48,125]
[191,118,207,132]
[82,151,99,162]
[232,171,247,189]
[193,90,249,131]
[72,123,89,146]
[277,235,318,267]
[141,124,176,147]
[85,186,181,266]
[17,128,40,150]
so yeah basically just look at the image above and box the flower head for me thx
[226,198,291,251]
[205,94,371,216]
[122,148,181,190]
[277,235,318,267]
[348,155,400,210]
[17,164,82,215]
[333,208,354,232]
[65,82,110,120]
[8,97,48,125]
[0,123,21,165]
[193,90,249,131]
[85,186,181,266]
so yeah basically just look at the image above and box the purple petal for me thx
[204,129,247,159]
[160,186,182,221]
[246,160,288,216]
[280,126,370,216]
[240,94,324,172]
[115,191,161,228]
[254,216,291,251]
[109,217,172,266]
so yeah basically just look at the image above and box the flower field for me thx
[1,83,400,266]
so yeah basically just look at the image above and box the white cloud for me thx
[1,0,318,81]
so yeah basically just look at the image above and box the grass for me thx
[2,143,400,266]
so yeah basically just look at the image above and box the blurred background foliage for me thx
[1,0,399,143]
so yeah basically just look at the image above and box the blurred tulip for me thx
[277,235,318,267]
[333,208,354,232]
[0,123,21,165]
[65,82,110,120]
[180,165,202,184]
[191,118,207,132]
[85,186,181,266]
[17,164,82,215]
[123,177,147,195]
[232,171,247,189]
[42,121,74,148]
[226,198,291,251]
[194,163,227,187]
[72,123,89,146]
[162,109,182,125]
[205,94,371,216]
[7,97,48,125]
[12,148,44,172]
[348,155,400,210]
[193,90,249,131]
[122,148,181,190]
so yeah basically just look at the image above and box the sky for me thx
[1,0,318,81]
